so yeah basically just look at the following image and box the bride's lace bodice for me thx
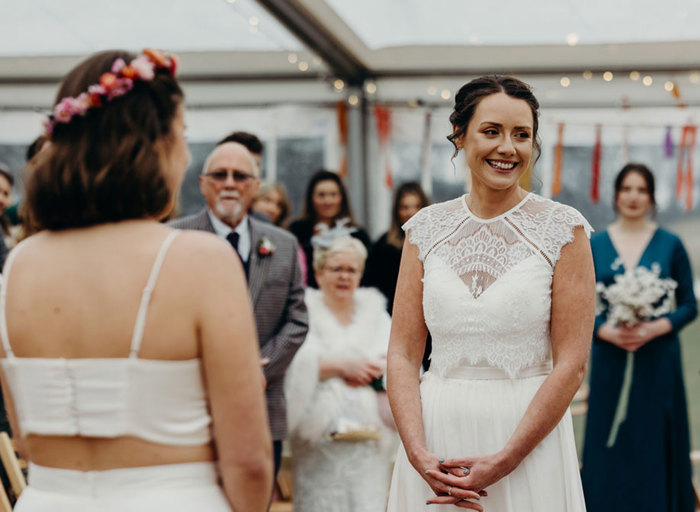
[404,193,592,377]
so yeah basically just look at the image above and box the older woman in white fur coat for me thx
[284,236,395,512]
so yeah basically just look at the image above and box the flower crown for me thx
[44,49,179,137]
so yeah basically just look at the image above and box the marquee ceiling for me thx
[1,0,699,108]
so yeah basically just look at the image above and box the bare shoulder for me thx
[169,229,241,281]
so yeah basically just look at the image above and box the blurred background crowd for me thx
[0,1,699,511]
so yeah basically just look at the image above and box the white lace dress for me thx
[386,193,591,512]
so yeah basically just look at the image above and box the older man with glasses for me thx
[170,141,308,480]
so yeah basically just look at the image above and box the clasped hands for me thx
[598,319,667,352]
[416,449,511,510]
[340,357,385,387]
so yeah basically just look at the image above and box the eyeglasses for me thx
[203,170,258,184]
[325,265,361,276]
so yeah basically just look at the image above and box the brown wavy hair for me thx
[24,50,183,231]
[447,75,541,163]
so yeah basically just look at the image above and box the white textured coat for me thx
[285,287,392,444]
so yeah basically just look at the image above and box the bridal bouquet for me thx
[596,263,677,326]
[596,262,677,448]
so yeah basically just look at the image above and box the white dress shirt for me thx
[207,210,251,263]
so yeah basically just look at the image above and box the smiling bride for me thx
[386,75,595,512]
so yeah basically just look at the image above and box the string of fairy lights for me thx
[220,0,700,108]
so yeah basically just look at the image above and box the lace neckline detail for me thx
[461,192,532,223]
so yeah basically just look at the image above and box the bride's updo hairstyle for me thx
[446,75,541,162]
[25,49,183,231]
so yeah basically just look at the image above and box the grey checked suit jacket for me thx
[170,209,308,440]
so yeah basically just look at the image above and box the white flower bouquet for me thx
[596,262,677,447]
[596,262,677,326]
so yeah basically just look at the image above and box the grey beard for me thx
[215,202,243,227]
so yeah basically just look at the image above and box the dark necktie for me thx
[226,232,249,279]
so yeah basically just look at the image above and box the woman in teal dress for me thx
[581,163,698,511]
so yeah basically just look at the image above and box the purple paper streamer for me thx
[664,126,674,158]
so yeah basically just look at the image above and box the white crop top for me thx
[0,230,212,446]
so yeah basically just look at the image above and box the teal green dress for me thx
[581,228,697,511]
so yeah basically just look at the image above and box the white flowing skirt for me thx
[387,366,586,512]
[15,462,231,512]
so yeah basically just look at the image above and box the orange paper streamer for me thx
[336,101,348,178]
[374,106,393,189]
[676,125,696,210]
[684,126,696,211]
[552,123,564,196]
[676,126,689,199]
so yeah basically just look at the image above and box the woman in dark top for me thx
[581,163,697,512]
[364,181,430,314]
[289,169,370,288]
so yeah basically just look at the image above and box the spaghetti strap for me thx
[129,230,181,358]
[0,240,28,358]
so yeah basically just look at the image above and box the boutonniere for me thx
[257,237,275,257]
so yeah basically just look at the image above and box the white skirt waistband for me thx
[439,361,552,380]
[27,461,219,495]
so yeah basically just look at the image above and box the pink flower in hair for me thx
[111,58,127,74]
[53,96,83,123]
[106,78,134,100]
[88,84,106,96]
[130,56,155,81]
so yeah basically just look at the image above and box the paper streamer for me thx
[676,125,696,210]
[374,106,393,189]
[685,126,696,211]
[336,101,348,178]
[664,126,674,158]
[552,123,564,196]
[590,125,602,203]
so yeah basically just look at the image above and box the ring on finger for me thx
[448,487,453,496]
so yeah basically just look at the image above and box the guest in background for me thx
[581,163,697,512]
[1,49,272,511]
[252,181,291,227]
[289,169,371,288]
[251,180,309,286]
[365,181,430,314]
[285,235,395,512]
[170,141,308,478]
[0,163,13,269]
[3,137,46,230]
[218,130,264,171]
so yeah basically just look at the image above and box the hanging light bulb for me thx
[603,71,613,82]
[582,70,593,80]
[642,75,653,86]
[629,71,640,81]
[560,77,571,88]
[566,33,579,46]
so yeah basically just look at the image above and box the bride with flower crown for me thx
[386,75,594,511]
[0,50,272,511]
